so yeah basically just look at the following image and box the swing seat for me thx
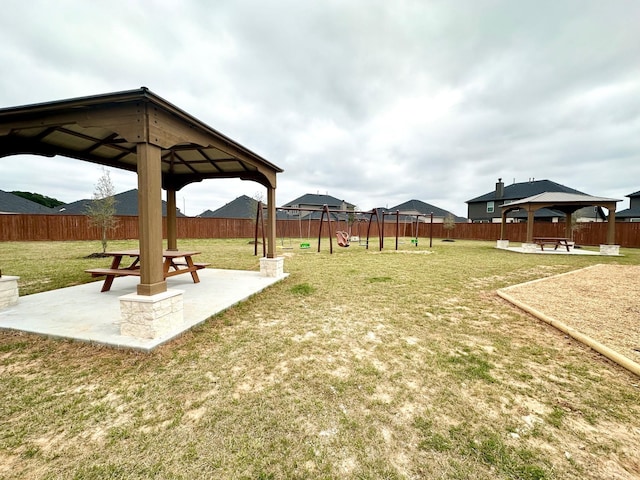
[300,242,310,249]
[336,231,350,247]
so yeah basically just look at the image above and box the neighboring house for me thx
[198,195,258,219]
[280,193,356,219]
[385,199,467,223]
[616,190,640,222]
[0,189,56,214]
[572,206,607,223]
[55,189,184,217]
[466,179,589,223]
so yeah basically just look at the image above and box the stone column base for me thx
[521,243,538,253]
[496,240,509,249]
[260,257,285,278]
[0,276,20,309]
[119,289,184,339]
[600,244,620,256]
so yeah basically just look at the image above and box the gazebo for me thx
[0,88,284,334]
[499,192,621,255]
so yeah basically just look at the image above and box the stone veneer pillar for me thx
[0,276,19,309]
[599,244,620,256]
[119,289,184,339]
[260,257,285,278]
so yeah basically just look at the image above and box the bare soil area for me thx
[500,264,640,370]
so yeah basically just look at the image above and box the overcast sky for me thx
[1,0,639,217]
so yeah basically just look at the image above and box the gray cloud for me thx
[1,0,639,217]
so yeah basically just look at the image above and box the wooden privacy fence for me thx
[1,214,639,248]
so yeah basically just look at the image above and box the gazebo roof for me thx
[0,87,282,190]
[502,192,620,210]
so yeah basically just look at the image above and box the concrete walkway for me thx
[0,269,288,351]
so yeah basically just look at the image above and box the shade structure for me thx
[0,88,283,295]
[499,192,620,244]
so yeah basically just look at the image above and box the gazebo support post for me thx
[119,142,183,340]
[526,208,535,243]
[520,207,538,252]
[135,143,167,296]
[260,186,284,277]
[496,210,509,249]
[600,204,620,255]
[166,189,178,251]
[266,186,276,259]
[606,206,616,244]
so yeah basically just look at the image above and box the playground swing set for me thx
[380,211,436,250]
[254,203,436,255]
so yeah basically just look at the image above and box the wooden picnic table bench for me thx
[532,237,572,252]
[86,249,210,292]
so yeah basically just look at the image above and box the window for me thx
[486,201,494,214]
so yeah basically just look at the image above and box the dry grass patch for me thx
[1,240,639,479]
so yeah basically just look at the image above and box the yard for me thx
[1,239,639,479]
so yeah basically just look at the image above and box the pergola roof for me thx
[0,87,282,190]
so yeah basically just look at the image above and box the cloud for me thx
[1,0,639,216]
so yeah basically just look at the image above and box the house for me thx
[280,193,356,219]
[466,179,591,223]
[55,189,184,217]
[616,190,640,222]
[0,189,56,214]
[386,199,467,223]
[198,195,258,219]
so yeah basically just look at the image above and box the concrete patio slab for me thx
[497,246,606,256]
[0,269,288,352]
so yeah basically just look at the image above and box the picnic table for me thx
[532,237,572,252]
[86,249,209,292]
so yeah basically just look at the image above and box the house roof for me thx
[198,195,257,219]
[616,207,640,218]
[56,189,184,217]
[627,190,640,198]
[387,199,467,222]
[282,193,354,209]
[0,87,282,191]
[466,179,585,203]
[0,189,55,214]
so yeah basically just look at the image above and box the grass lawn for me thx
[1,238,639,479]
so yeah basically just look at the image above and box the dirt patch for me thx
[499,264,640,370]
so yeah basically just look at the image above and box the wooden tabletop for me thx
[104,250,201,257]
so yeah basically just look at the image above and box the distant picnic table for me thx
[86,249,209,292]
[533,237,572,252]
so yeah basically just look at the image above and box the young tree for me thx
[570,211,585,241]
[443,213,456,239]
[85,168,118,253]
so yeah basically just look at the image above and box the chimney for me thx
[495,178,504,199]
